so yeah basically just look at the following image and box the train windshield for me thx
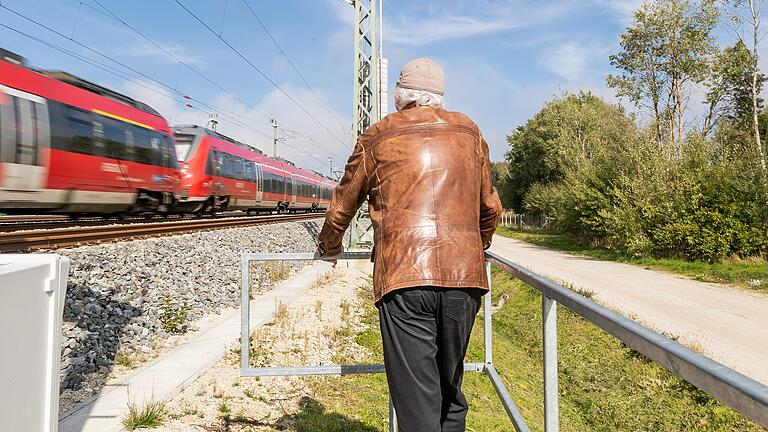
[173,133,196,161]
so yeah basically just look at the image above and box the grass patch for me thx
[497,226,768,291]
[122,398,167,430]
[302,268,762,431]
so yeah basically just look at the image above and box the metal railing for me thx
[499,212,550,230]
[240,251,528,431]
[241,251,768,431]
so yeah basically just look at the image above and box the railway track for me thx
[0,211,274,232]
[0,213,323,252]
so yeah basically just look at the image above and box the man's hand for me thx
[316,246,339,267]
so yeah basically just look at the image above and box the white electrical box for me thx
[0,254,70,432]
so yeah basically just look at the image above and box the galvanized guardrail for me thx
[241,251,768,431]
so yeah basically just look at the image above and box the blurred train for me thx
[0,48,336,216]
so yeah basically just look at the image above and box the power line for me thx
[2,21,329,170]
[172,0,351,150]
[86,0,273,126]
[0,7,334,171]
[86,0,334,165]
[239,0,349,134]
[0,4,274,140]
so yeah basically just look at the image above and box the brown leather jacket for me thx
[317,106,503,302]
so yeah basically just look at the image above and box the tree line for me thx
[494,0,768,262]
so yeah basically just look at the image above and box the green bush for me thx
[520,95,768,262]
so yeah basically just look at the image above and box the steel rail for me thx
[0,213,323,252]
[485,250,768,429]
[0,211,308,232]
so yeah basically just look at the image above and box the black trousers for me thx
[378,287,483,432]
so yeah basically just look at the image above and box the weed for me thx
[158,297,190,334]
[122,398,166,430]
[217,401,232,420]
[114,350,135,368]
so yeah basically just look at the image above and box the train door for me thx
[158,134,177,195]
[212,150,225,197]
[255,164,263,203]
[289,174,297,205]
[0,85,49,192]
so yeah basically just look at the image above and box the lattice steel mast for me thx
[351,0,380,136]
[346,0,380,250]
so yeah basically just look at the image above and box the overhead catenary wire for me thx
[2,22,329,170]
[0,3,275,140]
[86,0,273,126]
[239,0,349,134]
[172,0,352,150]
[0,6,335,171]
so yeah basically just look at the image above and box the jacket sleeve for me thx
[316,141,370,256]
[479,136,502,250]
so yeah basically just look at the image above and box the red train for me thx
[0,49,335,216]
[172,125,336,215]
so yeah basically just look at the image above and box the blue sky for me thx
[0,0,744,173]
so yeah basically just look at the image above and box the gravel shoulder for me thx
[53,219,323,413]
[489,234,768,385]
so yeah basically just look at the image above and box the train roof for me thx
[40,70,161,117]
[172,124,265,155]
[0,48,25,67]
[172,124,337,184]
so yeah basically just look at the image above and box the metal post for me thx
[388,396,397,432]
[240,256,250,371]
[270,118,279,158]
[542,296,559,432]
[484,259,493,366]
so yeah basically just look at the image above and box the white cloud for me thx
[596,0,646,24]
[386,14,519,46]
[119,41,204,65]
[539,41,610,81]
[326,0,583,47]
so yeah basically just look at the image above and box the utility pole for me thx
[328,156,334,178]
[270,118,279,158]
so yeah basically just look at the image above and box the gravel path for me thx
[156,261,373,431]
[52,219,322,412]
[489,234,768,385]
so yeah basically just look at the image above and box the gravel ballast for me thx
[54,219,322,401]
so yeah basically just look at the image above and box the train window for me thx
[92,120,106,157]
[244,161,255,182]
[234,156,245,180]
[15,97,36,165]
[102,119,126,159]
[206,150,214,175]
[68,113,94,156]
[220,153,236,179]
[160,134,178,169]
[173,133,195,161]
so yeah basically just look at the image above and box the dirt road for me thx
[489,235,768,385]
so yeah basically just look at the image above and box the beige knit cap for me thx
[397,57,445,96]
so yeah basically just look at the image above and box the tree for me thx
[505,92,637,212]
[490,162,514,210]
[608,0,719,157]
[703,41,765,135]
[723,0,767,175]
